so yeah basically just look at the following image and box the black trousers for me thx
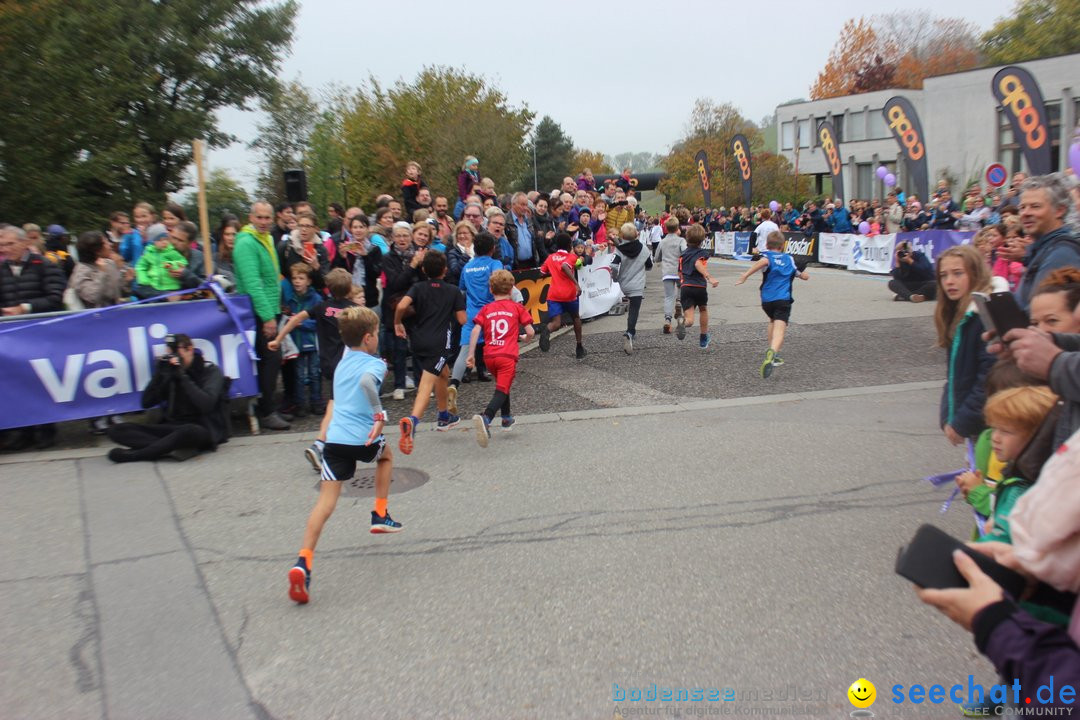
[888,278,937,301]
[106,423,212,461]
[626,296,643,337]
[254,326,282,416]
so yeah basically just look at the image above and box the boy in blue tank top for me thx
[735,231,809,378]
[287,306,401,605]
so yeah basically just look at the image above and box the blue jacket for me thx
[1015,227,1080,310]
[940,311,994,438]
[831,207,853,234]
[280,281,320,352]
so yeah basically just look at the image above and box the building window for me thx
[868,110,889,140]
[781,122,794,151]
[1047,101,1062,172]
[848,111,865,141]
[832,115,844,143]
[857,163,873,199]
[797,119,811,148]
[814,117,828,147]
[997,101,1067,173]
[997,108,1022,173]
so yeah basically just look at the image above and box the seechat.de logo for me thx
[733,140,751,180]
[820,126,842,176]
[886,106,925,161]
[697,158,710,190]
[998,73,1047,149]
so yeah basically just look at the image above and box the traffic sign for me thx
[985,163,1008,188]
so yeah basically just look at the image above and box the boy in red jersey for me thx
[466,270,536,447]
[537,232,586,359]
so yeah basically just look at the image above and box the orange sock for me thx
[374,497,388,517]
[298,548,313,568]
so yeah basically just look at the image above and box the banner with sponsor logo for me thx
[578,253,623,319]
[818,232,854,267]
[894,230,974,266]
[512,268,550,325]
[992,66,1052,176]
[848,234,897,274]
[0,296,258,430]
[782,231,819,268]
[883,97,929,203]
[714,232,734,256]
[694,149,713,208]
[733,232,753,259]
[817,121,845,203]
[731,134,753,207]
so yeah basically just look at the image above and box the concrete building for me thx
[775,53,1079,202]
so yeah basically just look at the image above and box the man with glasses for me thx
[463,204,485,233]
[234,202,290,430]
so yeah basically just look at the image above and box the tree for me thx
[810,19,885,99]
[334,67,533,209]
[525,116,574,191]
[851,55,897,93]
[251,79,318,206]
[180,168,250,232]
[0,0,297,229]
[609,152,663,174]
[570,149,613,177]
[304,102,348,217]
[981,0,1080,65]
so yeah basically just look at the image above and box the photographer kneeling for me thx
[888,241,936,303]
[106,334,228,462]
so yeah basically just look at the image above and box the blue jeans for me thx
[296,350,322,407]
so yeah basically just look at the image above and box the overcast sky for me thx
[204,0,1019,193]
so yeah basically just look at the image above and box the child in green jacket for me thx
[135,230,188,292]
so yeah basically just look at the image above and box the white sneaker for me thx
[392,388,405,401]
[405,376,416,390]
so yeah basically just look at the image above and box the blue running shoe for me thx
[699,333,710,349]
[436,412,460,431]
[371,510,403,534]
[501,416,515,431]
[473,414,491,448]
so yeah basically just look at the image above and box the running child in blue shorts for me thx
[735,230,809,378]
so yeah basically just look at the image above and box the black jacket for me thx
[0,253,66,313]
[939,312,995,438]
[891,251,934,283]
[532,213,558,254]
[446,245,472,286]
[331,244,382,309]
[503,212,547,268]
[142,353,229,447]
[380,247,424,317]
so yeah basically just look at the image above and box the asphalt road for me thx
[1,261,998,720]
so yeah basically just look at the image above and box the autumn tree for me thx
[981,0,1080,65]
[0,0,297,228]
[810,19,888,99]
[334,67,532,208]
[250,79,318,206]
[570,149,613,177]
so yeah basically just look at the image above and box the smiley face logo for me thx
[848,679,876,709]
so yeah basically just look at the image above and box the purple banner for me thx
[894,230,974,266]
[0,296,258,429]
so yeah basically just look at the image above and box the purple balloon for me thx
[884,173,897,187]
[876,166,888,180]
[858,221,871,235]
[1070,141,1080,177]
[769,200,779,212]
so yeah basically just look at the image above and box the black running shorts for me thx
[321,438,386,481]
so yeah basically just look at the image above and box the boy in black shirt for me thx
[270,268,361,471]
[394,250,467,454]
[677,224,719,349]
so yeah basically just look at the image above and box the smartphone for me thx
[895,524,1026,596]
[303,241,316,256]
[972,291,1029,339]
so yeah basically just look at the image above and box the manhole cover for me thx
[313,467,431,497]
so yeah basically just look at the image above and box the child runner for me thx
[466,270,535,446]
[653,216,685,334]
[933,244,1004,446]
[676,224,718,349]
[538,232,586,359]
[270,268,361,471]
[287,306,399,605]
[735,231,809,378]
[395,250,467,454]
[447,232,502,414]
[613,222,651,354]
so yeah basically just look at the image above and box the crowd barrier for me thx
[710,229,976,273]
[513,253,621,324]
[0,290,259,430]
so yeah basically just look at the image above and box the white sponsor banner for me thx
[848,233,897,274]
[818,232,853,266]
[578,253,623,319]
[713,232,735,256]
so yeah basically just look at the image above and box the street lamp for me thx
[531,128,538,191]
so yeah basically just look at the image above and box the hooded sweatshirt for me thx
[653,233,686,279]
[613,237,650,297]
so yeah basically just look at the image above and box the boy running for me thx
[676,224,719,349]
[735,231,809,378]
[466,270,535,446]
[447,231,502,414]
[395,250,467,454]
[538,232,587,359]
[270,268,361,471]
[287,306,399,605]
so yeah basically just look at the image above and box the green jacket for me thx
[135,243,187,291]
[233,225,281,322]
[976,476,1031,545]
